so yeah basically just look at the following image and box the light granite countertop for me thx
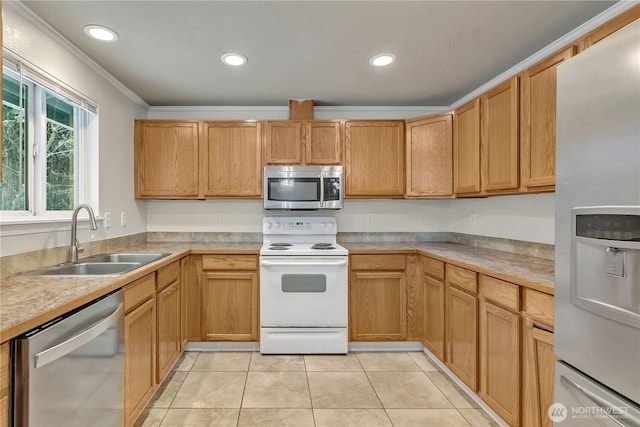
[0,242,260,342]
[0,241,553,343]
[344,242,554,295]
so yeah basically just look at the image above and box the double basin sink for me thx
[26,253,171,276]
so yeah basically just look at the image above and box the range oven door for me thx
[260,256,348,327]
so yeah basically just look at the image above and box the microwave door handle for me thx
[319,173,325,207]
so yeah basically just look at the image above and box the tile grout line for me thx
[356,352,394,426]
[303,355,318,427]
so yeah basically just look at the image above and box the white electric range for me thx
[260,216,348,354]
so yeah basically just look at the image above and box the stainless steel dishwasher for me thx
[12,289,124,427]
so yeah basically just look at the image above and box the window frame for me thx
[0,54,100,227]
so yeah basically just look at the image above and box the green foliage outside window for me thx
[1,74,76,212]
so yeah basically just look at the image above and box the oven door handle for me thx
[34,303,124,369]
[261,258,348,267]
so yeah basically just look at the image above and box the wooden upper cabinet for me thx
[264,121,303,164]
[453,99,481,195]
[200,121,262,197]
[264,120,341,165]
[305,121,342,164]
[481,77,519,193]
[134,121,200,198]
[576,4,640,52]
[520,47,574,191]
[406,114,453,198]
[344,120,405,197]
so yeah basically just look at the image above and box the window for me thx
[1,59,98,221]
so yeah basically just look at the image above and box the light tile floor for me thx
[134,351,498,427]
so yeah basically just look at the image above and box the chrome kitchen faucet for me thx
[68,204,98,263]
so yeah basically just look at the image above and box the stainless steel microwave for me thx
[264,165,343,210]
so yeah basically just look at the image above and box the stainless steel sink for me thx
[23,252,171,276]
[34,262,141,276]
[85,253,171,264]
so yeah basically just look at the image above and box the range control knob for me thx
[320,221,326,228]
[327,222,334,228]
[266,222,273,229]
[273,222,281,229]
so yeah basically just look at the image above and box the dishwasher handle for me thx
[34,303,124,369]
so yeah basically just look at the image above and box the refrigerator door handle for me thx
[34,303,124,368]
[561,375,640,427]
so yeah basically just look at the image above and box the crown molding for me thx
[448,1,639,110]
[7,0,149,108]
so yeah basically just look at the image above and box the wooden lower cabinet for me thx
[202,271,259,341]
[480,299,521,426]
[1,342,9,427]
[350,271,407,341]
[478,275,522,426]
[124,274,157,426]
[180,257,189,349]
[522,321,555,427]
[424,274,446,360]
[446,285,478,390]
[156,262,182,381]
[156,280,181,380]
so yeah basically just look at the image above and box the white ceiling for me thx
[22,0,614,107]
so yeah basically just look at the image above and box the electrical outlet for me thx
[104,212,111,228]
[121,211,127,227]
[470,212,477,225]
[366,213,375,224]
[214,212,222,223]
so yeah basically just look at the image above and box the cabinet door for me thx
[201,121,262,197]
[480,300,520,426]
[180,257,189,350]
[406,114,453,197]
[344,121,405,197]
[305,121,342,164]
[202,272,259,341]
[446,285,478,391]
[482,77,519,192]
[522,320,555,427]
[1,342,8,427]
[520,47,574,190]
[125,298,156,426]
[157,281,181,381]
[264,121,303,164]
[350,271,407,341]
[134,121,199,198]
[453,99,481,195]
[424,275,446,361]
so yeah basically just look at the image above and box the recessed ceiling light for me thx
[83,24,118,42]
[369,53,396,67]
[221,53,248,66]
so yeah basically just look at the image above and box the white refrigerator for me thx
[554,18,640,426]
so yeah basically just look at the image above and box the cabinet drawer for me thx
[350,254,406,271]
[446,264,477,294]
[479,275,520,312]
[523,288,554,328]
[202,255,257,271]
[421,256,445,280]
[157,261,180,291]
[124,273,156,313]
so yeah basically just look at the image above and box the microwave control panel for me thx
[324,178,341,201]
